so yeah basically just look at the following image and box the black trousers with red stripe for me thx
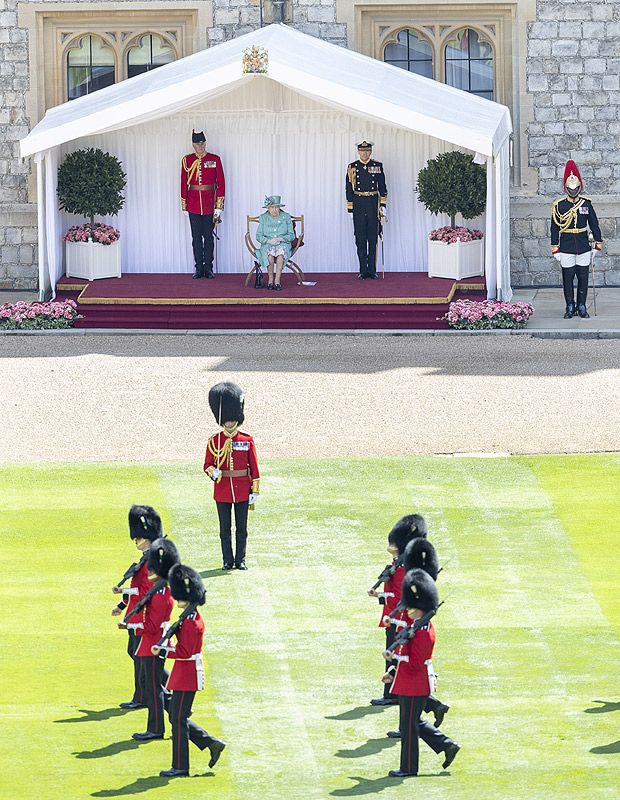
[399,695,453,774]
[168,690,219,771]
[139,655,167,735]
[216,500,249,566]
[127,630,145,704]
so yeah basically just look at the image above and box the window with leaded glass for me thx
[444,29,493,100]
[127,34,175,78]
[383,29,433,79]
[67,35,115,101]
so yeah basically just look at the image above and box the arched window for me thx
[383,29,433,78]
[444,29,493,99]
[127,34,175,78]
[67,35,115,100]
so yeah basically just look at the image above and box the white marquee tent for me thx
[20,24,513,300]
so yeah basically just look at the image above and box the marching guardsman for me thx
[551,159,602,319]
[384,537,450,736]
[181,129,225,279]
[383,569,460,778]
[346,140,387,279]
[112,505,163,710]
[204,382,260,571]
[131,537,179,741]
[155,564,226,778]
[368,514,427,706]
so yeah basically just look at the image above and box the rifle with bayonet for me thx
[383,600,444,659]
[119,577,166,627]
[368,554,405,602]
[112,552,149,594]
[150,602,199,656]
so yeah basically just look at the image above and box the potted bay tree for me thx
[416,150,486,280]
[58,147,126,280]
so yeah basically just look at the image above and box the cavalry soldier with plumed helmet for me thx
[551,160,602,319]
[204,382,260,570]
[181,129,225,279]
[346,140,387,279]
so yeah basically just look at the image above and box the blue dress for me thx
[255,211,295,269]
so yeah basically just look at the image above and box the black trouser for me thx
[352,195,379,276]
[562,264,589,306]
[399,695,453,774]
[127,630,145,704]
[139,655,167,735]
[188,213,214,274]
[216,500,249,566]
[383,626,398,699]
[169,690,220,771]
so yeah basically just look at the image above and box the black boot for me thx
[563,303,575,319]
[577,303,590,319]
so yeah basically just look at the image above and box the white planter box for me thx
[427,237,484,280]
[66,239,121,280]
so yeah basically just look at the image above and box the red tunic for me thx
[181,152,225,215]
[203,430,260,503]
[122,559,151,632]
[379,563,405,628]
[164,611,205,692]
[134,584,174,656]
[391,622,436,696]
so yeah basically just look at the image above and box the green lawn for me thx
[1,455,619,799]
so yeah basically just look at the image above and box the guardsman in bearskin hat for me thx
[181,129,225,279]
[368,514,426,706]
[155,564,226,778]
[204,382,260,570]
[383,569,460,778]
[551,160,603,319]
[131,538,179,741]
[346,140,388,279]
[112,505,163,710]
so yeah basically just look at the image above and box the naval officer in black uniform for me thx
[346,141,388,279]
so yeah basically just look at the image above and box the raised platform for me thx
[56,272,486,330]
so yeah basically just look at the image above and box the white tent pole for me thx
[35,153,48,301]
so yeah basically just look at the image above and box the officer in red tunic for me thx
[132,538,179,741]
[551,160,603,319]
[112,505,163,710]
[383,570,460,778]
[181,130,225,279]
[204,382,260,570]
[155,564,226,778]
[368,514,426,706]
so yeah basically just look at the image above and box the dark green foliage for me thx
[416,150,486,229]
[57,147,126,228]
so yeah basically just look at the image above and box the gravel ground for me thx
[1,335,618,463]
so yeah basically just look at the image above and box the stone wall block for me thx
[551,39,579,57]
[18,244,33,264]
[528,39,551,58]
[580,40,601,57]
[582,22,606,39]
[558,22,582,38]
[307,7,335,23]
[602,75,620,91]
[529,21,558,38]
[528,74,548,92]
[584,58,608,74]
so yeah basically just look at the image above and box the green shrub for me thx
[416,150,486,229]
[57,148,126,228]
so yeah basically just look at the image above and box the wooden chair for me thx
[244,214,305,287]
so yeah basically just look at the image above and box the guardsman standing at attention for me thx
[204,381,260,571]
[346,140,387,279]
[551,159,602,319]
[181,130,225,279]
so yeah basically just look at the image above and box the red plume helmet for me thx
[563,160,582,196]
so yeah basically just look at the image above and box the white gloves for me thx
[249,493,258,504]
[268,237,281,245]
[209,467,222,481]
[213,209,222,221]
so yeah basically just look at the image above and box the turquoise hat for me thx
[263,195,285,208]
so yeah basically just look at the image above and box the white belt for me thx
[126,622,143,631]
[177,653,202,661]
[377,592,394,600]
[123,588,139,597]
[392,654,409,663]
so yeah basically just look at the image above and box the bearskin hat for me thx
[208,381,245,426]
[128,505,162,542]
[147,537,180,579]
[403,538,439,580]
[388,513,428,553]
[401,568,439,613]
[168,564,206,605]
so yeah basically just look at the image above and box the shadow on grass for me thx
[330,773,448,796]
[199,568,232,579]
[590,740,620,754]
[585,700,620,714]
[55,707,130,724]
[74,739,141,759]
[91,772,214,796]
[326,705,387,721]
[335,737,397,758]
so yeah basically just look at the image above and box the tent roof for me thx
[20,24,512,159]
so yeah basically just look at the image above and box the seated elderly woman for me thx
[255,195,295,290]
